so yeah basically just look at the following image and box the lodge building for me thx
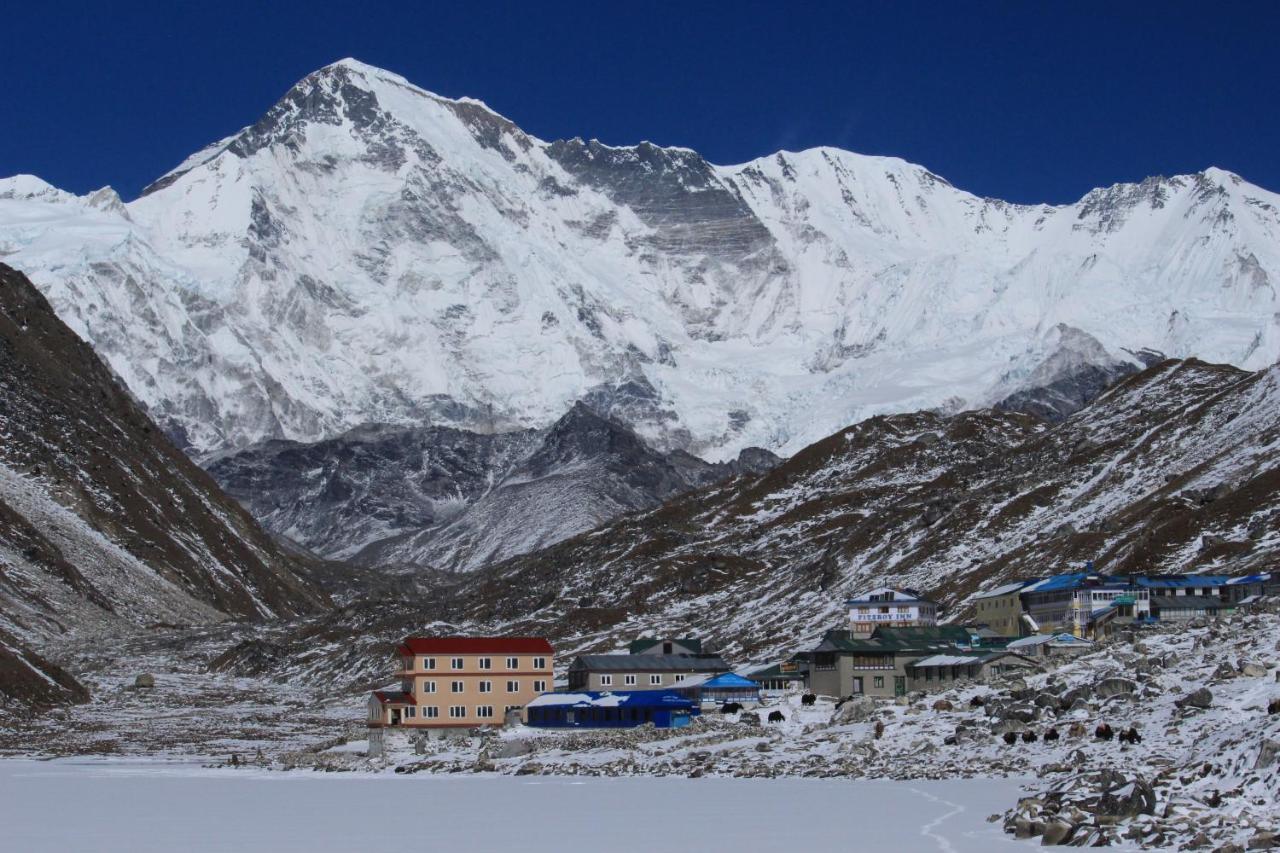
[368,636,553,729]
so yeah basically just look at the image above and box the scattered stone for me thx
[134,674,155,689]
[932,699,954,712]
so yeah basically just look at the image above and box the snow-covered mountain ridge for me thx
[1,58,1277,460]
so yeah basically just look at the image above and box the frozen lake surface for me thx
[0,759,1044,852]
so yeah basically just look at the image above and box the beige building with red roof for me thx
[367,636,554,730]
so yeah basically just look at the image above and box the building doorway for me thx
[894,677,906,697]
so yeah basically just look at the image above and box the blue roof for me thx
[1022,572,1091,593]
[1135,575,1228,589]
[527,690,696,710]
[699,673,759,689]
[1228,574,1271,585]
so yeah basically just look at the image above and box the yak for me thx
[767,710,786,723]
[1021,730,1038,744]
[1095,723,1115,741]
[801,694,817,707]
[1269,699,1280,716]
[1119,726,1142,745]
[1002,731,1018,746]
[1043,727,1060,743]
[720,702,743,715]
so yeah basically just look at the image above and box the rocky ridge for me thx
[0,263,327,709]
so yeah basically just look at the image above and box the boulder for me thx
[738,711,761,726]
[1176,687,1214,710]
[1247,832,1279,850]
[1058,686,1092,709]
[1095,769,1157,818]
[1239,661,1269,678]
[514,762,543,776]
[1255,739,1280,771]
[932,699,954,712]
[1040,819,1076,845]
[1095,677,1136,698]
[134,674,155,689]
[831,696,876,724]
[1033,692,1060,709]
[493,738,535,759]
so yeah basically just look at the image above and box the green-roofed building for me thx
[810,625,980,698]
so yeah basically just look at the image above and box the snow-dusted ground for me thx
[0,759,1053,852]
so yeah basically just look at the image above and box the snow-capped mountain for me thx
[1,58,1276,463]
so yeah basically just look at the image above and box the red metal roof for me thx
[372,690,416,705]
[397,636,553,656]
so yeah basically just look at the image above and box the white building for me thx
[847,587,938,636]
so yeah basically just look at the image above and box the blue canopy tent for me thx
[674,672,762,705]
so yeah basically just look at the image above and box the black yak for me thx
[1043,727,1060,743]
[720,702,742,714]
[874,720,885,740]
[1095,723,1115,741]
[1002,731,1018,745]
[1269,699,1280,716]
[969,695,987,708]
[1021,730,1038,743]
[801,693,817,707]
[768,710,785,723]
[1119,726,1142,745]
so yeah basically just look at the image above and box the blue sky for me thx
[4,1,1278,203]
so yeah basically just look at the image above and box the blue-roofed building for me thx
[1135,575,1229,595]
[1019,572,1151,638]
[525,690,700,729]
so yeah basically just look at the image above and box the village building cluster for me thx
[367,570,1276,738]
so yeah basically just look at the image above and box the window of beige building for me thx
[506,680,519,692]
[449,706,465,718]
[451,681,464,693]
[425,706,439,718]
[451,657,463,669]
[479,681,492,693]
[674,674,685,682]
[477,706,495,719]
[624,674,636,686]
[649,674,662,685]
[479,657,492,670]
[600,674,613,686]
[533,657,547,669]
[422,657,436,670]
[421,681,436,694]
[506,657,519,668]
[533,680,547,692]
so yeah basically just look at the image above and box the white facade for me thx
[847,587,938,634]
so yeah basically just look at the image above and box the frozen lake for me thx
[0,759,1041,852]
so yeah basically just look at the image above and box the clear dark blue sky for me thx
[4,1,1278,203]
